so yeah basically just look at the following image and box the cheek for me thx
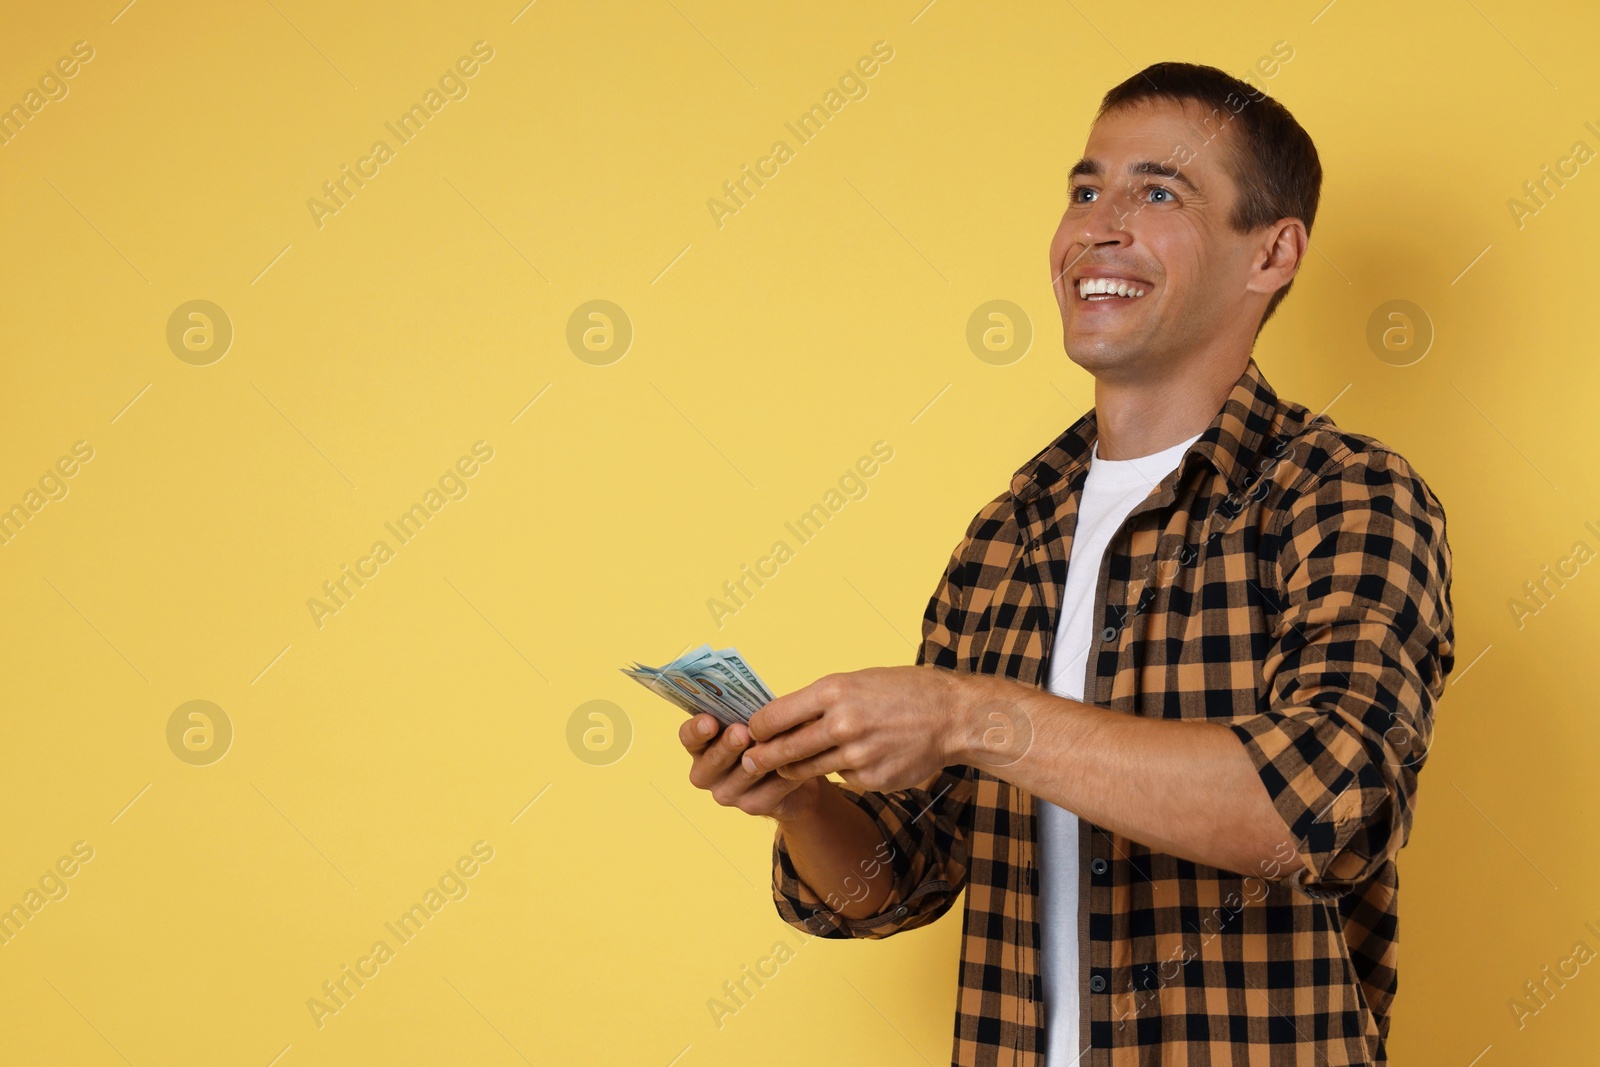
[1141,224,1208,296]
[1048,221,1071,265]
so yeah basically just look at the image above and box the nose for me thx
[1076,185,1134,250]
[1054,187,1133,286]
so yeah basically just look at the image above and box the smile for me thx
[1076,277,1149,300]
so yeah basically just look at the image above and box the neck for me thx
[1091,354,1248,461]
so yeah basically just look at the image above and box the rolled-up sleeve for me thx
[772,768,975,938]
[1229,446,1454,900]
[771,501,994,937]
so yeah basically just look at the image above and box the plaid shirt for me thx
[770,356,1455,1066]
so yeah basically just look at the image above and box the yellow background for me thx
[1,0,1594,1063]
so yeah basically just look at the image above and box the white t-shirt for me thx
[1038,429,1201,1066]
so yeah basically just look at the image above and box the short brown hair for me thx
[1096,61,1322,337]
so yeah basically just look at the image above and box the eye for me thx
[1069,184,1096,203]
[1146,184,1175,203]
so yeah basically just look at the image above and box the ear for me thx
[1246,218,1308,298]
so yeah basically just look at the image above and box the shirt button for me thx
[1089,973,1108,993]
[1090,858,1108,876]
[1100,626,1117,642]
[894,906,907,918]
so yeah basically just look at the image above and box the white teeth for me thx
[1076,277,1148,299]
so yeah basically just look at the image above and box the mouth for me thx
[1072,275,1151,303]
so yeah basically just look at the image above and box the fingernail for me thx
[696,718,714,737]
[741,754,757,773]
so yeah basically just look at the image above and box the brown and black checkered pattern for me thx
[771,356,1455,1066]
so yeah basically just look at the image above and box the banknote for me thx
[621,644,776,726]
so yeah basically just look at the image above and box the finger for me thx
[691,722,755,787]
[743,719,832,776]
[734,772,812,815]
[748,676,833,742]
[772,747,845,781]
[710,760,791,808]
[678,713,722,754]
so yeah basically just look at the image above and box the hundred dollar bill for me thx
[621,645,775,725]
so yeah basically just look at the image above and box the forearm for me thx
[952,676,1304,878]
[772,778,896,920]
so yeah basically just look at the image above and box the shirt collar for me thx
[1008,356,1282,507]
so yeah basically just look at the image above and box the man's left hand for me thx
[741,665,995,791]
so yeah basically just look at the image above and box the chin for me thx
[1062,334,1129,370]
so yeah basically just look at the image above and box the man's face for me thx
[1048,97,1266,377]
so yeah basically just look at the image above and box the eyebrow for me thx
[1068,158,1201,195]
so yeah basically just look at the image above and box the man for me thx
[679,61,1454,1066]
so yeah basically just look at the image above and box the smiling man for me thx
[678,61,1454,1066]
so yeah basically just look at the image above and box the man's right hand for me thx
[680,713,821,822]
[680,711,900,921]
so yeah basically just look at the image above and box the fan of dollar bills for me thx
[621,644,775,726]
